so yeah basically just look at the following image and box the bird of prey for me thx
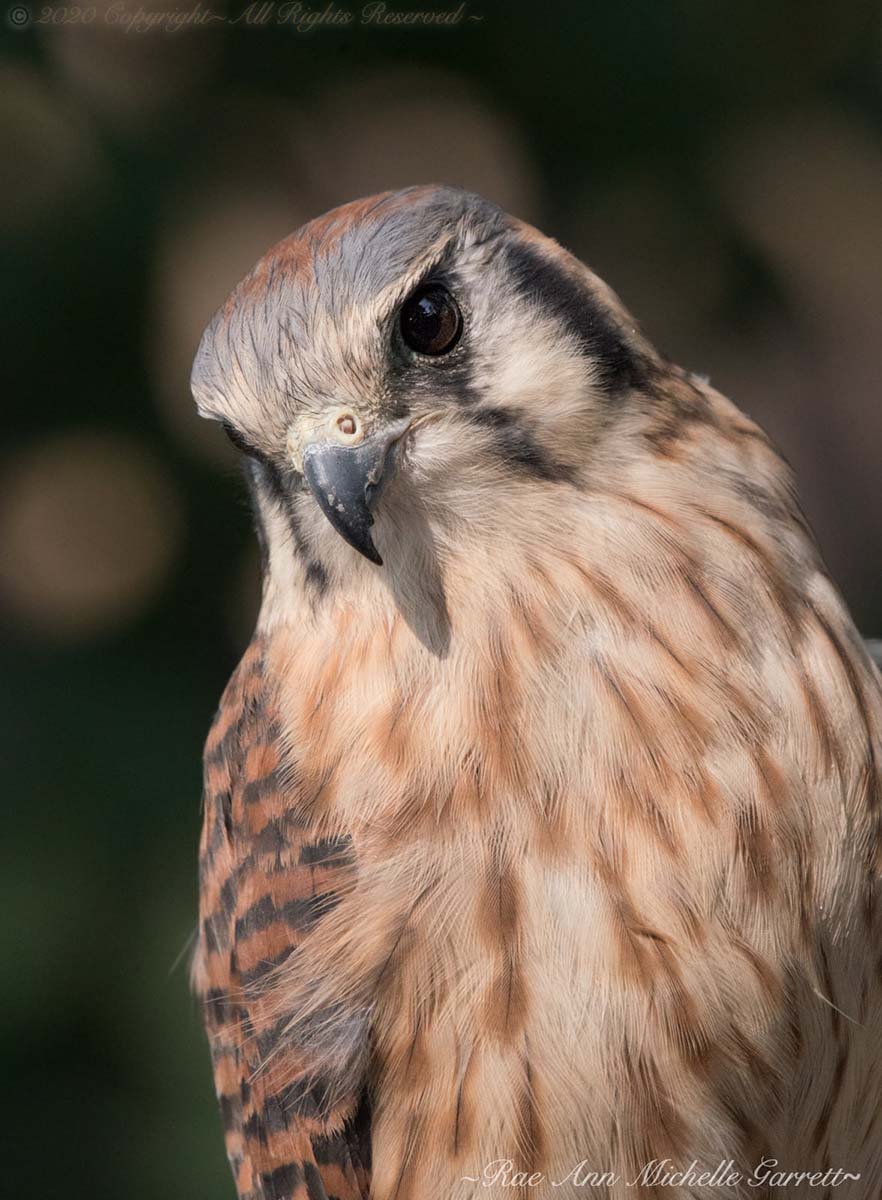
[190,186,882,1200]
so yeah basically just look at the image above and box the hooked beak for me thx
[300,418,412,565]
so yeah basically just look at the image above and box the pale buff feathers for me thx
[230,372,882,1198]
[193,188,882,1199]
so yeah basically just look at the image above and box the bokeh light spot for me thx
[295,68,541,222]
[0,430,183,638]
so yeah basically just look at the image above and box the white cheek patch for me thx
[487,326,590,416]
[468,293,604,469]
[455,250,601,425]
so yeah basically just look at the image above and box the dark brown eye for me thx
[399,285,462,356]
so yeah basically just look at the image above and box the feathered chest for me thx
[256,540,880,1189]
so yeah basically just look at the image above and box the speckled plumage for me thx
[191,186,882,1199]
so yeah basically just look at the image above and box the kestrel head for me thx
[191,185,661,578]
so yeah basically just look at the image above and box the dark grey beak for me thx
[301,422,409,565]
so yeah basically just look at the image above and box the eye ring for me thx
[399,284,462,356]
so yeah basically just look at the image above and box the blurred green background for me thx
[2,1,882,1195]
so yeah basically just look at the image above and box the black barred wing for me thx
[192,639,371,1200]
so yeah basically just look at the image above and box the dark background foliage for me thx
[2,2,881,1194]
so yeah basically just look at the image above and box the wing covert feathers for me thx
[192,639,371,1200]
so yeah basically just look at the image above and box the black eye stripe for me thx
[222,421,259,456]
[223,421,292,492]
[221,423,283,477]
[502,242,647,393]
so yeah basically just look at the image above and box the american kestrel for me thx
[190,186,882,1199]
